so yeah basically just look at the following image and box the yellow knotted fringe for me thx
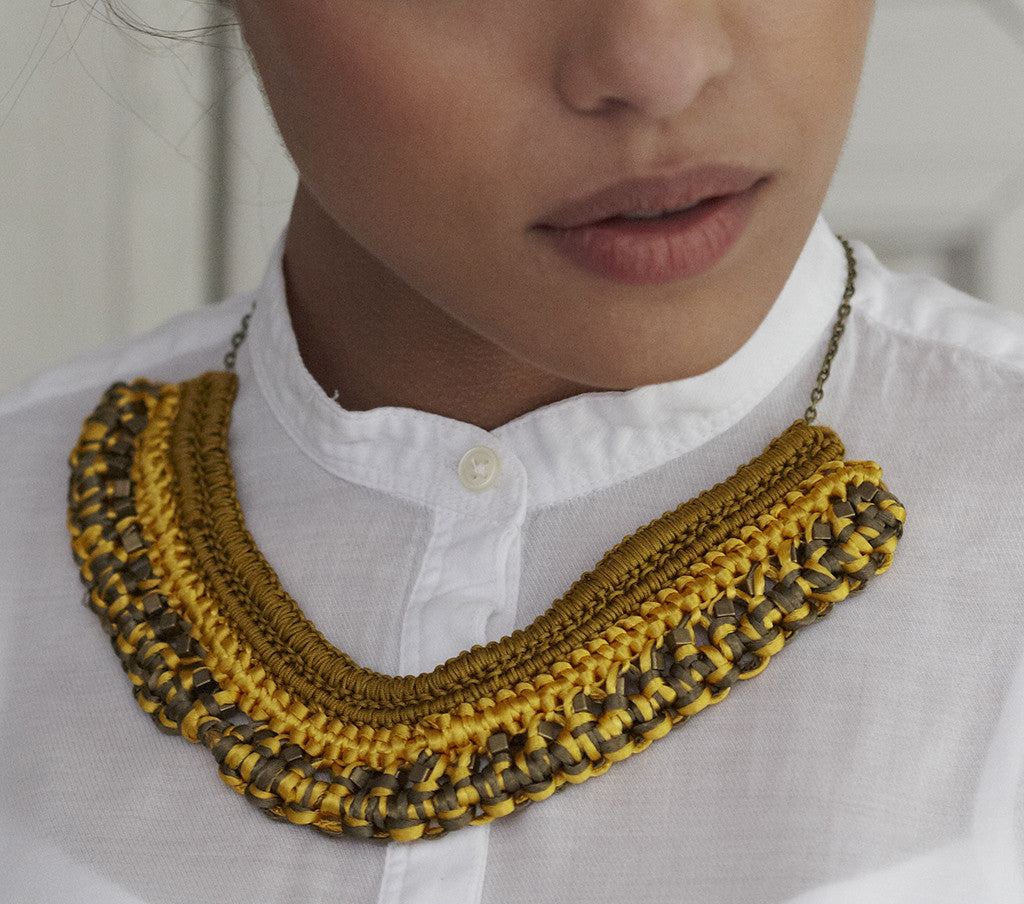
[69,375,905,841]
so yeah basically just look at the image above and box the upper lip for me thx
[534,166,767,230]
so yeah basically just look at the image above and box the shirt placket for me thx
[375,445,526,904]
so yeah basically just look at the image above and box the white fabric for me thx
[2,218,1024,904]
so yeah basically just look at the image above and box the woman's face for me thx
[234,0,875,390]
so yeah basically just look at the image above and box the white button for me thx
[458,446,502,492]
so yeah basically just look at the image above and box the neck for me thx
[280,184,788,431]
[283,188,595,431]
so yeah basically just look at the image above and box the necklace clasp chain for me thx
[223,300,257,371]
[804,236,857,425]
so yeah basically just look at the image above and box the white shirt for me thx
[2,219,1024,904]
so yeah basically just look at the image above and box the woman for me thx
[3,2,1023,901]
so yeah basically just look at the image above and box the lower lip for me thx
[535,180,765,285]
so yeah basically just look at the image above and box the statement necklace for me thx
[68,239,905,842]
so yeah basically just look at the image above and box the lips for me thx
[533,166,768,285]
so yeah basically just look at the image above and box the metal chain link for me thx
[804,236,857,425]
[223,300,257,371]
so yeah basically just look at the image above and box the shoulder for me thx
[0,293,254,420]
[833,241,1023,506]
[850,240,1024,382]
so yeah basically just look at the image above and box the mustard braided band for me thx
[69,375,905,840]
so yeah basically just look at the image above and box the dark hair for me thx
[101,0,235,42]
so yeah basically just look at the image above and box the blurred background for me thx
[2,0,1023,393]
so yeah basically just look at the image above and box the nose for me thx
[554,0,735,120]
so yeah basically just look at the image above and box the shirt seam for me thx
[851,299,1024,382]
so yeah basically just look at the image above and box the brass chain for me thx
[804,236,857,425]
[223,300,257,371]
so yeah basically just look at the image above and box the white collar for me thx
[248,218,845,515]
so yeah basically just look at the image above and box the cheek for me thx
[241,4,552,334]
[745,3,871,159]
[247,8,525,227]
[256,21,442,197]
[250,9,557,322]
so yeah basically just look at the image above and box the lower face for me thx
[233,0,875,389]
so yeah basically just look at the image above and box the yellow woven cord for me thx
[68,375,905,840]
[170,374,851,720]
